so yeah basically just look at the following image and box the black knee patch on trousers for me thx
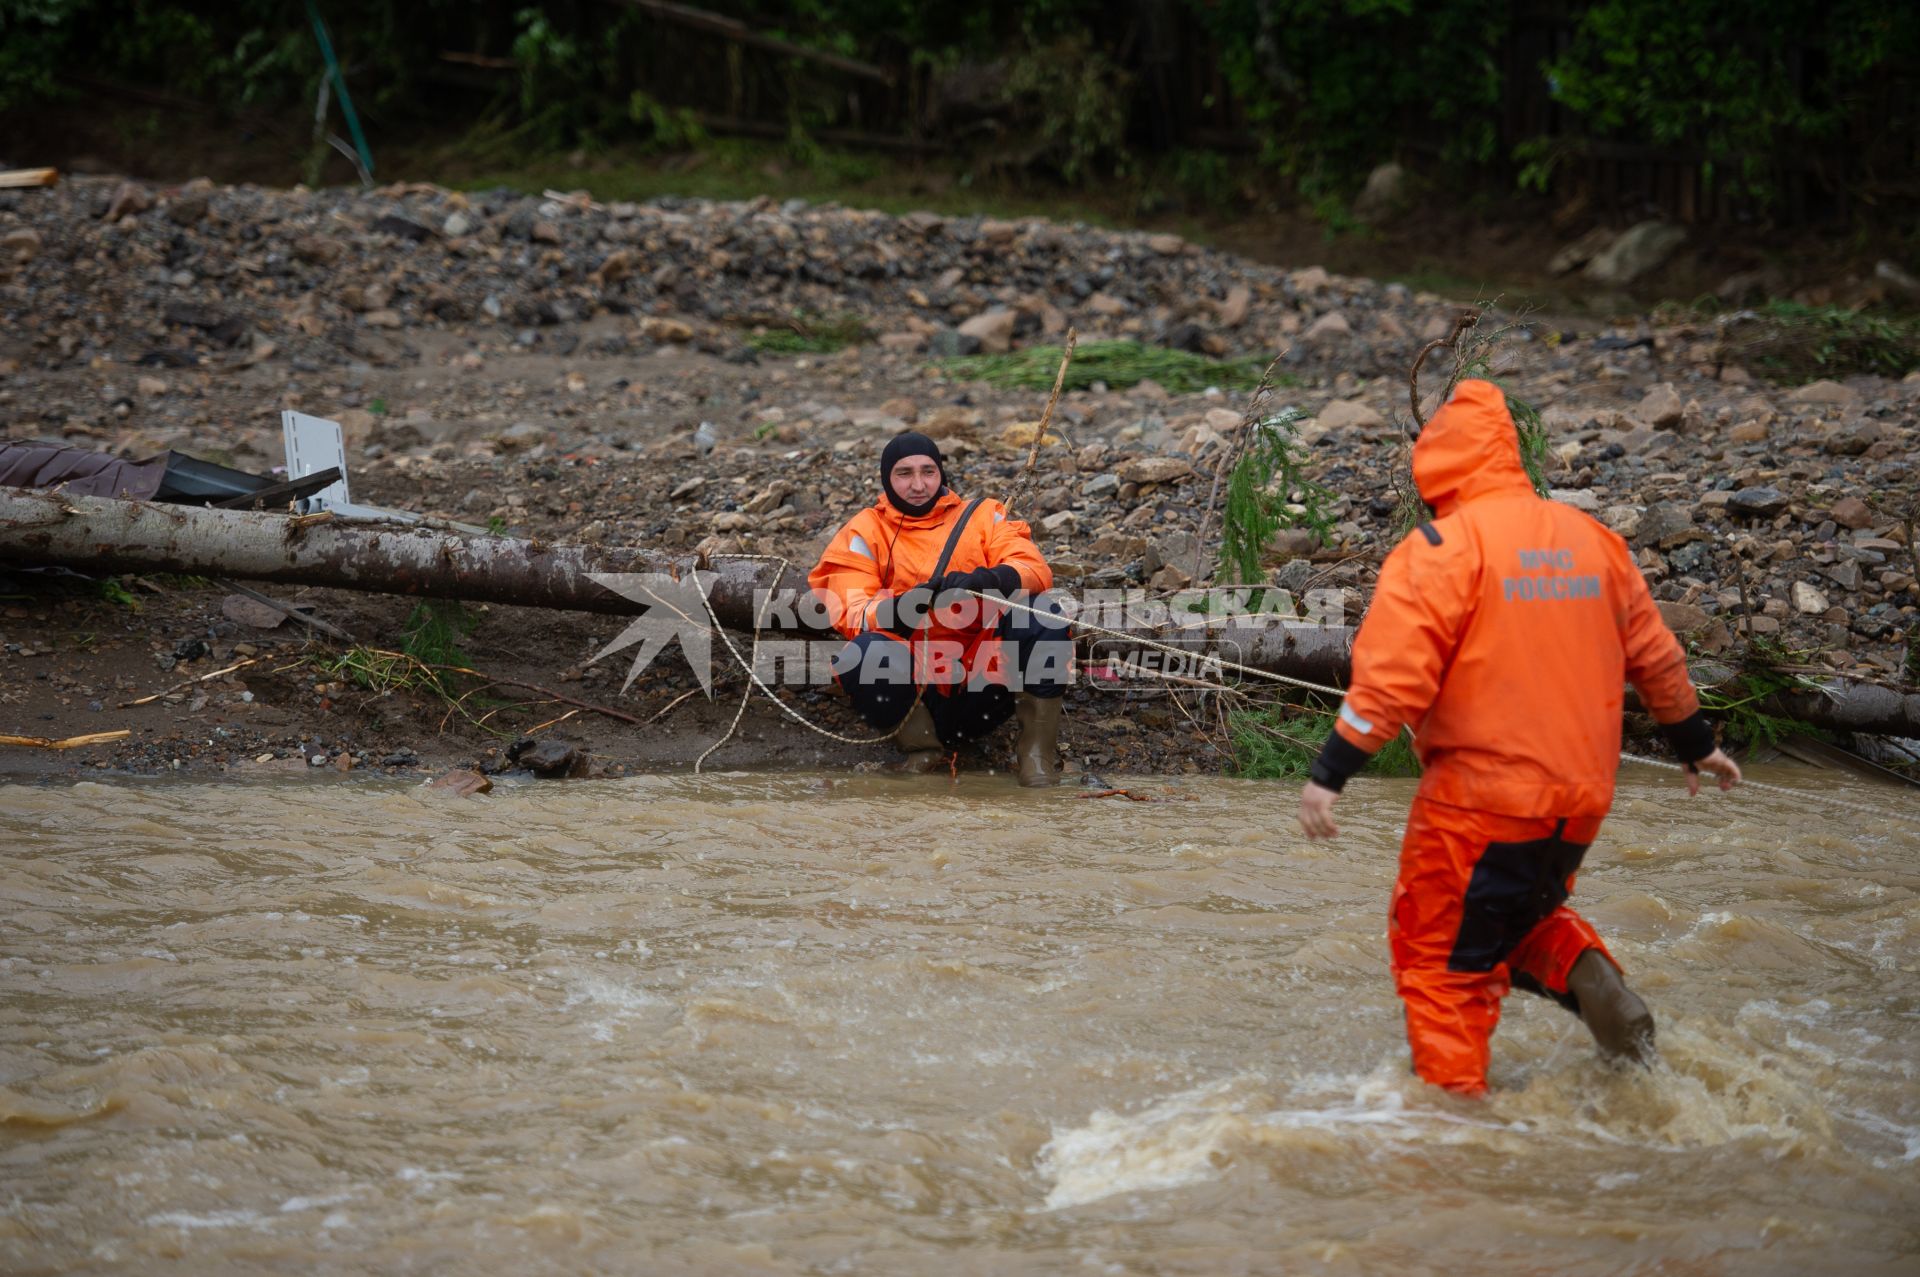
[1447,819,1590,973]
[1511,970,1583,1014]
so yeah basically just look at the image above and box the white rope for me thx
[689,553,904,770]
[1618,749,1919,826]
[970,588,1350,697]
[672,559,1919,825]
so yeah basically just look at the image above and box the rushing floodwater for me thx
[0,768,1915,1274]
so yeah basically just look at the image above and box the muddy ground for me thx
[2,177,1916,785]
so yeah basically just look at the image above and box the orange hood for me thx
[1412,379,1535,517]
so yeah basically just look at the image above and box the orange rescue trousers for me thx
[1389,797,1617,1095]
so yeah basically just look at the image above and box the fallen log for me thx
[0,487,789,628]
[1,489,1913,738]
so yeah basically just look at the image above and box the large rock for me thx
[1302,311,1352,344]
[1830,496,1874,530]
[1633,501,1695,547]
[1792,582,1830,615]
[1584,221,1685,285]
[2,228,40,263]
[1657,601,1713,634]
[1353,162,1407,221]
[1118,457,1194,485]
[1821,419,1882,456]
[1875,259,1920,301]
[1601,505,1643,539]
[1789,379,1859,406]
[958,308,1016,354]
[1727,485,1789,518]
[1639,382,1684,428]
[102,181,152,221]
[1217,285,1252,328]
[1315,399,1386,432]
[1549,226,1615,276]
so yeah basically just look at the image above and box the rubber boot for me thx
[1013,693,1062,787]
[1567,948,1656,1066]
[892,700,943,774]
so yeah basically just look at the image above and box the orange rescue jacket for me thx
[809,488,1052,641]
[1320,379,1708,818]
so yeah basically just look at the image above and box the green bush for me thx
[1229,701,1420,781]
[1003,29,1132,182]
[940,339,1274,394]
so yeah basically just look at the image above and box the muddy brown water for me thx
[0,768,1915,1274]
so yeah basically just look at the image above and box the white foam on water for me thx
[144,1209,267,1230]
[278,1190,357,1214]
[561,973,665,1041]
[1036,1011,1895,1212]
[1035,1071,1514,1210]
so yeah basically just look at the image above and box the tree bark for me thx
[3,489,1914,739]
[0,487,806,630]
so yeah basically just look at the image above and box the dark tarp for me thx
[0,441,168,500]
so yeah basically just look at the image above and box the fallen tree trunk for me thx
[0,489,1356,677]
[2,489,1913,738]
[0,487,791,628]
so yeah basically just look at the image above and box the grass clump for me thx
[400,600,478,669]
[1228,700,1420,781]
[942,340,1275,394]
[1714,301,1920,382]
[744,311,869,355]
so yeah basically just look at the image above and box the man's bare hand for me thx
[1685,748,1742,796]
[1298,781,1341,840]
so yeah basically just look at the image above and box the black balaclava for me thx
[878,431,947,518]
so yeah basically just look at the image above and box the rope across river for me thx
[683,555,1920,829]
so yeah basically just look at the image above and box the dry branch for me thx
[0,729,129,750]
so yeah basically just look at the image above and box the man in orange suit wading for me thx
[1297,380,1741,1095]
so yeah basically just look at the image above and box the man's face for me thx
[889,455,941,507]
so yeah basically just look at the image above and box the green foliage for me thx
[400,599,476,668]
[1696,640,1828,748]
[7,0,1909,214]
[627,89,707,151]
[941,340,1274,394]
[92,576,139,609]
[1716,301,1920,382]
[1228,700,1420,781]
[1196,0,1508,191]
[1538,0,1916,205]
[1134,148,1239,216]
[1217,408,1333,586]
[745,311,868,354]
[510,6,614,148]
[1003,29,1132,182]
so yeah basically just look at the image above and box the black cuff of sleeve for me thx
[1309,732,1373,792]
[986,564,1022,596]
[1662,710,1716,765]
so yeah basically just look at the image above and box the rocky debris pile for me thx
[0,174,1915,708]
[0,176,1458,379]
